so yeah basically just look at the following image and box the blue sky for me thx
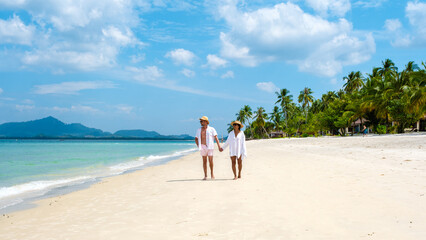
[0,0,425,136]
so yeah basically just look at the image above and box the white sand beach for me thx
[1,134,425,239]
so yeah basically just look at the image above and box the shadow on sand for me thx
[167,178,234,182]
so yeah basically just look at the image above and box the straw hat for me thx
[231,120,244,128]
[199,116,209,124]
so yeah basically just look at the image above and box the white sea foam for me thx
[0,146,197,211]
[108,148,197,173]
[0,176,92,200]
[0,198,24,210]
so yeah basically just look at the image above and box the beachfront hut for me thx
[410,114,426,132]
[350,118,369,134]
[394,114,426,132]
[269,131,284,138]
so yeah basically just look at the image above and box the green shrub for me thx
[376,124,386,134]
[388,125,397,134]
[301,133,309,138]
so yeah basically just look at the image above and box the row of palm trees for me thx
[233,59,426,138]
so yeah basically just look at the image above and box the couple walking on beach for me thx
[195,116,247,180]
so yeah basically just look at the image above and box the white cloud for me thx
[49,105,101,113]
[51,106,70,112]
[354,0,388,8]
[128,66,164,82]
[0,88,3,94]
[165,48,196,66]
[130,54,146,63]
[204,54,227,69]
[221,70,234,79]
[293,33,375,76]
[0,15,35,45]
[220,33,257,67]
[405,1,426,46]
[102,26,141,46]
[256,82,279,93]
[22,99,34,104]
[384,19,402,32]
[6,0,137,32]
[16,104,35,111]
[70,105,100,113]
[0,0,144,72]
[136,0,197,12]
[34,81,116,94]
[126,65,259,102]
[114,104,133,114]
[330,78,338,85]
[305,0,351,17]
[382,1,426,48]
[215,1,375,77]
[22,46,118,71]
[0,97,14,101]
[383,19,410,47]
[0,0,27,7]
[181,68,195,78]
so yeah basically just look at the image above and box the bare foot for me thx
[233,177,238,180]
[203,177,207,180]
[238,175,241,178]
[211,176,215,180]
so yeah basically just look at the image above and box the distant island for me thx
[0,116,194,140]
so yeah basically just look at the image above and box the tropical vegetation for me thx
[233,59,426,138]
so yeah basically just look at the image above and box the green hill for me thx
[0,116,193,140]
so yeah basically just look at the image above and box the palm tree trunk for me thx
[247,120,254,138]
[305,110,308,124]
[386,114,389,133]
[262,126,270,138]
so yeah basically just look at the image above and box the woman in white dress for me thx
[220,121,247,180]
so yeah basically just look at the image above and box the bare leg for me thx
[202,156,207,180]
[237,157,242,178]
[208,156,215,179]
[231,156,237,180]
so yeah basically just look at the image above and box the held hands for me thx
[219,147,223,152]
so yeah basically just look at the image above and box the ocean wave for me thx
[0,198,23,210]
[109,148,197,173]
[0,176,92,200]
[0,147,197,211]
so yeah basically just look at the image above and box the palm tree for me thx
[226,123,233,133]
[389,61,426,132]
[408,65,426,113]
[361,69,394,132]
[237,105,254,138]
[275,88,293,128]
[322,91,337,105]
[367,67,381,79]
[378,59,398,78]
[343,71,364,93]
[269,106,282,131]
[404,61,420,73]
[254,107,269,138]
[310,99,322,114]
[298,87,314,123]
[236,109,245,123]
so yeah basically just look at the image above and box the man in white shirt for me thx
[195,116,222,180]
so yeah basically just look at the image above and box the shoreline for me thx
[0,143,197,214]
[1,134,425,239]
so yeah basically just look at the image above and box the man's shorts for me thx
[200,145,213,157]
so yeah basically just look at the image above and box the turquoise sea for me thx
[0,139,196,212]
